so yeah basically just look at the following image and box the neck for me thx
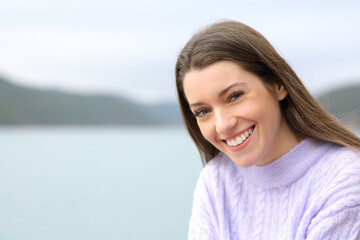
[257,118,301,166]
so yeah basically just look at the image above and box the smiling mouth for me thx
[224,125,255,147]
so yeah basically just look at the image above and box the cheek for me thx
[257,99,283,131]
[197,121,216,144]
[237,97,264,121]
[244,95,282,129]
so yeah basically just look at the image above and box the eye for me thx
[194,108,211,118]
[228,92,243,102]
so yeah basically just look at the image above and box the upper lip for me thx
[221,125,254,141]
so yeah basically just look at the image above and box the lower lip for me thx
[225,129,254,152]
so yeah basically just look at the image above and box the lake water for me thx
[0,127,202,240]
[1,127,359,240]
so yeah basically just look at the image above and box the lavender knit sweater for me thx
[188,138,360,239]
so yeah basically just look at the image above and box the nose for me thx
[214,108,238,135]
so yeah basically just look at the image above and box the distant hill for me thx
[317,84,360,129]
[0,76,359,127]
[0,77,183,126]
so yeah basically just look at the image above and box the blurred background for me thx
[0,0,359,239]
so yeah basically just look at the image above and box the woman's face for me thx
[183,61,299,167]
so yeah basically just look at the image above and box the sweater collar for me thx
[230,138,333,189]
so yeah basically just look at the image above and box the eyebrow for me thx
[189,82,246,108]
[218,82,246,98]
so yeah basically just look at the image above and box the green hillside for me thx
[0,77,182,126]
[317,84,360,128]
[0,76,359,127]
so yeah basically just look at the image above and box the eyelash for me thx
[228,92,243,103]
[194,108,211,117]
[193,91,244,118]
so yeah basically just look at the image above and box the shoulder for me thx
[311,144,360,182]
[327,143,360,162]
[307,143,360,210]
[304,144,360,238]
[199,152,238,184]
[194,152,241,198]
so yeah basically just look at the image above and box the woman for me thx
[175,20,360,239]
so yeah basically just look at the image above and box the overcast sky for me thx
[0,0,359,103]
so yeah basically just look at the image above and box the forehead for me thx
[183,61,251,98]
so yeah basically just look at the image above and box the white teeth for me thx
[241,134,246,141]
[225,126,254,147]
[226,139,234,146]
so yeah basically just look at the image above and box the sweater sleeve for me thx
[306,206,360,240]
[305,152,360,240]
[188,166,218,240]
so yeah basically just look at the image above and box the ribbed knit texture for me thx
[188,138,360,240]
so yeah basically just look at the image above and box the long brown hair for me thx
[175,20,360,165]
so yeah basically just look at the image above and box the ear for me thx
[275,84,288,101]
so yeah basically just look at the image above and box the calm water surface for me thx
[0,127,202,240]
[1,127,359,240]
